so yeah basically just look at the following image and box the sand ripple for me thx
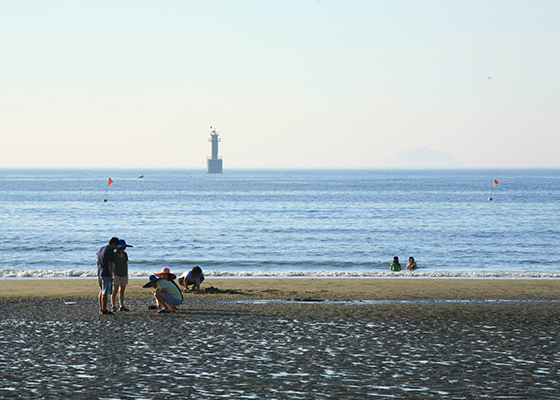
[0,300,558,399]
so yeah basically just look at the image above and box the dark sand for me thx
[1,278,559,399]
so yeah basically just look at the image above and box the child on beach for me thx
[390,256,401,271]
[111,239,133,312]
[407,257,417,270]
[179,266,205,292]
[143,275,183,313]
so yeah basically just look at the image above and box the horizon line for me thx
[0,166,559,171]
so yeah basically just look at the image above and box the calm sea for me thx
[0,168,558,279]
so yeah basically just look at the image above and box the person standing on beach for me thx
[111,239,133,312]
[97,237,119,315]
[390,256,401,271]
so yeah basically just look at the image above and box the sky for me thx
[1,1,559,169]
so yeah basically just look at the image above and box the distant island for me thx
[380,148,464,169]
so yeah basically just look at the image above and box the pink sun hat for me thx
[154,267,176,280]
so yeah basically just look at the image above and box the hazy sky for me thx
[1,1,559,169]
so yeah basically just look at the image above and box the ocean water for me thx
[0,168,558,279]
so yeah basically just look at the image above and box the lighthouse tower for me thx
[207,127,223,173]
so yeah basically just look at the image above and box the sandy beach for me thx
[2,277,560,301]
[1,278,559,399]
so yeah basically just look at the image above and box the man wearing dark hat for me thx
[96,237,119,315]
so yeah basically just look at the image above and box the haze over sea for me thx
[1,169,558,279]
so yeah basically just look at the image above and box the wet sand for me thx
[1,278,559,399]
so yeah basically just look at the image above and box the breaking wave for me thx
[1,269,559,279]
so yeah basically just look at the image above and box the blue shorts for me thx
[164,293,182,306]
[98,276,113,295]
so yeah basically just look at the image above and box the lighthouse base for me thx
[207,159,223,173]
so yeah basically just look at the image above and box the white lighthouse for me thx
[207,126,223,173]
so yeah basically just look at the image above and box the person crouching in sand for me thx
[143,275,183,313]
[179,266,205,292]
[154,267,184,296]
